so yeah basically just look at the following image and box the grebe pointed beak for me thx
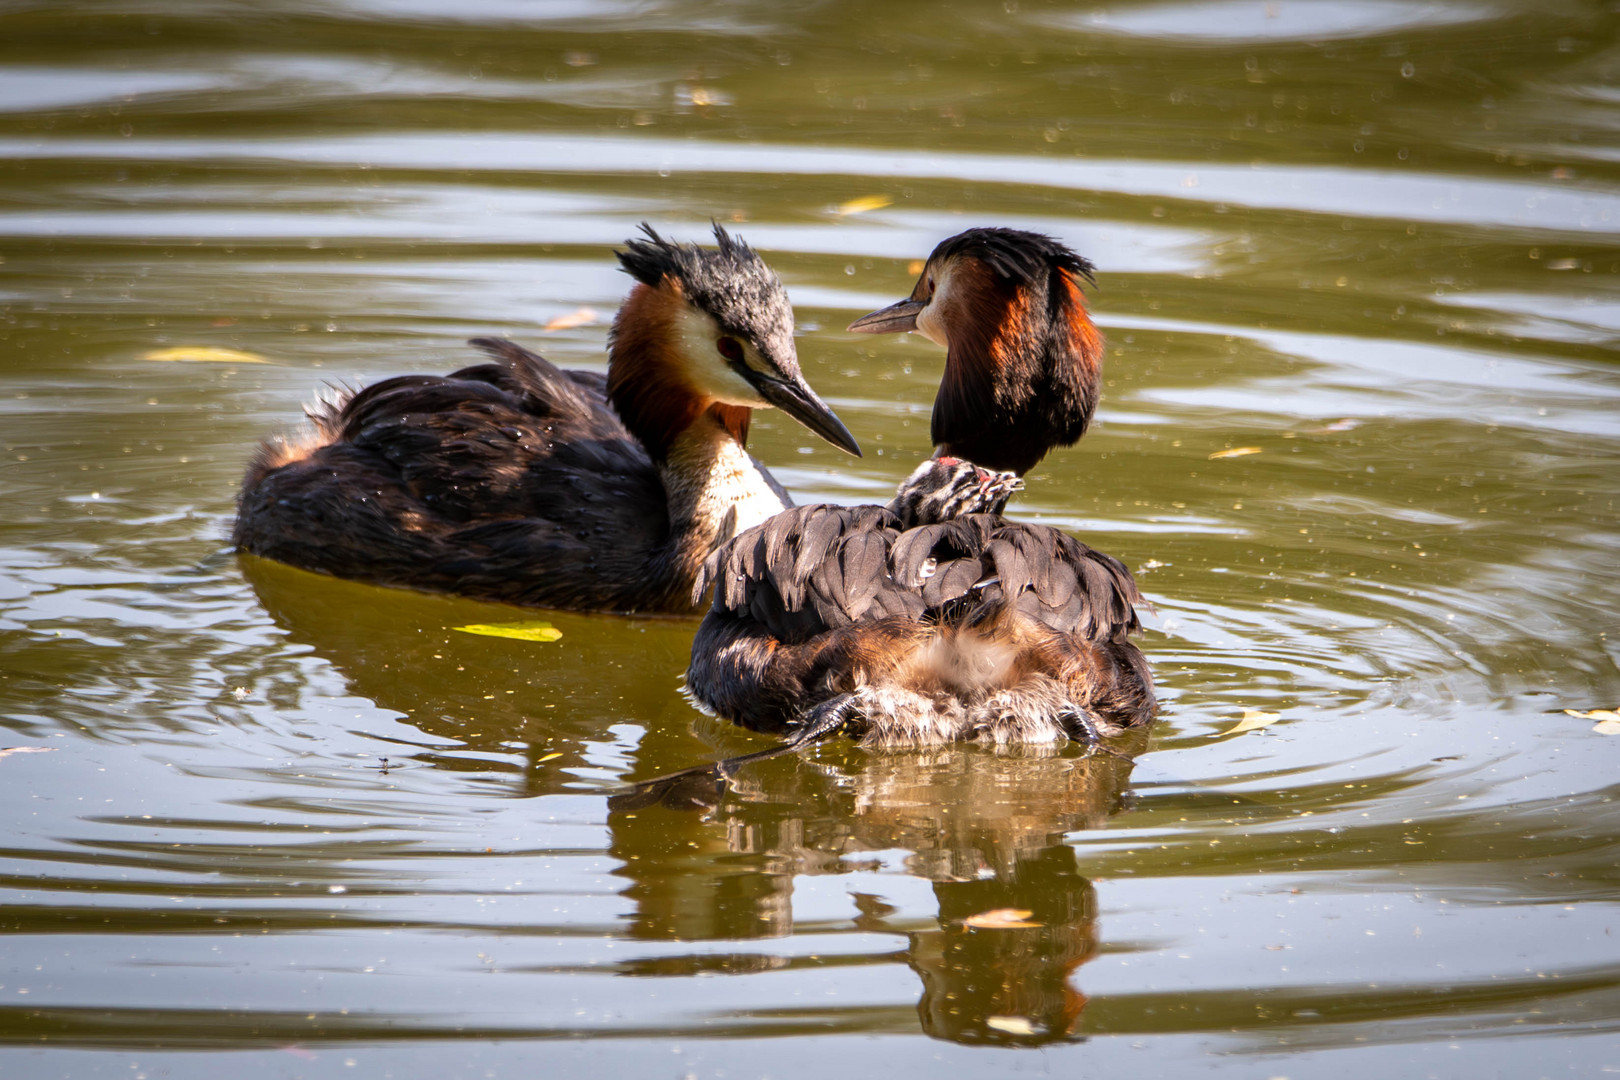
[750,372,862,457]
[847,298,925,334]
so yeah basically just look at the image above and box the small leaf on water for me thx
[0,746,56,761]
[1209,446,1263,460]
[537,752,564,762]
[835,194,893,216]
[452,622,563,643]
[685,85,733,107]
[1563,708,1620,722]
[143,346,269,364]
[543,307,600,331]
[962,907,1042,929]
[1595,719,1620,735]
[985,1016,1037,1036]
[1217,709,1281,736]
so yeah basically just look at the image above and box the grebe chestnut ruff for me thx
[233,224,859,614]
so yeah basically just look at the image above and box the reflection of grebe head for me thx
[886,455,1023,528]
[912,844,1098,1046]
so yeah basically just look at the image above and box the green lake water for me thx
[2,1,1618,1076]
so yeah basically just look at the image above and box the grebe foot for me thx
[1058,705,1103,744]
[1058,705,1133,761]
[782,692,860,751]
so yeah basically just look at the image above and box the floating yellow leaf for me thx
[835,194,893,216]
[1216,709,1281,736]
[0,746,56,761]
[143,346,268,364]
[452,621,563,643]
[543,307,600,331]
[1595,719,1620,735]
[1564,708,1620,722]
[962,908,1042,930]
[685,86,733,107]
[538,751,564,762]
[1209,446,1263,460]
[985,1016,1037,1036]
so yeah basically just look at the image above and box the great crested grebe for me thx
[233,224,860,614]
[682,228,1154,751]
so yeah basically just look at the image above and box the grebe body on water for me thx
[684,228,1155,750]
[233,225,859,614]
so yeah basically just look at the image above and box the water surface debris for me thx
[985,1016,1037,1036]
[0,746,56,761]
[1567,708,1620,734]
[962,907,1042,930]
[452,621,563,643]
[543,307,600,331]
[1218,709,1281,736]
[143,346,269,363]
[1209,446,1263,459]
[835,194,893,216]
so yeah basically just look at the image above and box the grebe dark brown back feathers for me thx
[233,224,859,614]
[849,227,1103,476]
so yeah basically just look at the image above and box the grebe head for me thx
[846,227,1096,345]
[612,223,860,458]
[845,227,1102,475]
[887,455,1022,528]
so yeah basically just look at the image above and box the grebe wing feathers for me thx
[465,337,610,413]
[236,337,676,608]
[987,523,1143,641]
[700,510,1144,647]
[327,339,662,530]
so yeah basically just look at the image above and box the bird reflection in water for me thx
[608,737,1145,1045]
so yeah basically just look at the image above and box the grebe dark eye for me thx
[716,336,743,362]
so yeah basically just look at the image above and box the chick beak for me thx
[751,372,863,457]
[847,298,925,334]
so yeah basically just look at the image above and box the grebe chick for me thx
[234,224,860,614]
[885,455,1022,528]
[680,229,1153,751]
[849,227,1102,477]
